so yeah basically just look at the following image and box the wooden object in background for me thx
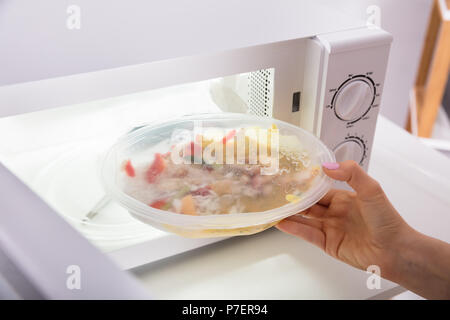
[410,0,450,137]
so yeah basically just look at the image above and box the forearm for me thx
[386,227,450,299]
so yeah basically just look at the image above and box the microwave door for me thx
[0,163,150,299]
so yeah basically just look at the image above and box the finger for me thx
[284,214,323,229]
[318,189,339,206]
[276,219,325,250]
[322,160,383,200]
[301,204,328,219]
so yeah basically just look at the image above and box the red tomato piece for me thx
[222,129,236,144]
[149,199,167,209]
[124,160,135,177]
[146,153,166,183]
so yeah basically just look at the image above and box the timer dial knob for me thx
[333,139,365,165]
[333,78,375,122]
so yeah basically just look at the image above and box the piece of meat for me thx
[191,186,211,196]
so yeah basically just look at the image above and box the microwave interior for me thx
[0,68,280,263]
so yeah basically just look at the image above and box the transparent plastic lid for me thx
[101,113,335,236]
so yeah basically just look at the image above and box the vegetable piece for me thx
[149,199,168,209]
[123,159,135,177]
[180,194,196,215]
[176,185,191,198]
[146,153,166,183]
[222,129,236,144]
[161,202,172,210]
[286,194,300,203]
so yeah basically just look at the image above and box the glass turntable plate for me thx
[30,137,167,252]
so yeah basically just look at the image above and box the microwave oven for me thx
[0,3,392,298]
[209,27,392,170]
[1,27,392,170]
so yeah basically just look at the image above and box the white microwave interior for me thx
[0,69,275,255]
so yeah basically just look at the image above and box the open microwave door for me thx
[0,162,150,299]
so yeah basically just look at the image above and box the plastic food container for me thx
[101,113,335,238]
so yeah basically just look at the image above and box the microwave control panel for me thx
[313,28,392,171]
[328,74,376,166]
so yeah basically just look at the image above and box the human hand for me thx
[276,160,411,277]
[277,160,450,299]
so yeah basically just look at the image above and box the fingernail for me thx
[322,162,340,170]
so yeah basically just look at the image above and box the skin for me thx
[277,160,450,299]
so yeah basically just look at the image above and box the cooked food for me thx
[119,126,321,216]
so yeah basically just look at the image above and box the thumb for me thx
[322,160,383,200]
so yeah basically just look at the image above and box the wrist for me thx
[382,226,450,299]
[379,223,421,283]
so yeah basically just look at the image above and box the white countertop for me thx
[132,116,450,299]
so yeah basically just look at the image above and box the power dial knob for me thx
[333,137,367,165]
[333,77,375,122]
